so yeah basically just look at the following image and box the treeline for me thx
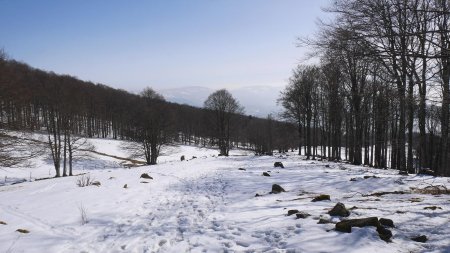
[280,0,450,176]
[0,51,297,175]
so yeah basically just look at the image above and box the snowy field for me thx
[1,138,450,253]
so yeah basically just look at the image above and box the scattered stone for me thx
[238,168,246,171]
[91,181,101,186]
[395,210,406,214]
[312,194,330,202]
[262,172,271,177]
[328,203,350,217]
[287,210,299,216]
[335,217,380,233]
[377,226,393,242]
[274,162,284,168]
[318,218,332,224]
[410,197,422,202]
[255,193,262,197]
[325,164,330,168]
[0,221,6,225]
[424,206,442,210]
[123,184,128,189]
[192,156,197,159]
[271,184,286,194]
[379,218,395,228]
[411,235,428,243]
[140,173,153,179]
[349,206,358,210]
[108,177,115,180]
[16,229,30,234]
[296,212,311,219]
[350,178,358,181]
[140,181,149,184]
[180,155,185,161]
[363,175,379,179]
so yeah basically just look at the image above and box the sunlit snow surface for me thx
[1,138,450,252]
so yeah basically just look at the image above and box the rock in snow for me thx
[274,162,284,168]
[328,202,350,217]
[140,173,153,179]
[271,184,286,194]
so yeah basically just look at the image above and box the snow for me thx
[1,137,450,252]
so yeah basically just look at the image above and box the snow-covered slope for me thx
[1,138,450,253]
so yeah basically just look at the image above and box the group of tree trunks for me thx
[279,0,450,176]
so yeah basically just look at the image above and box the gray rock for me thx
[379,218,394,228]
[271,184,286,194]
[296,212,311,219]
[411,235,427,243]
[140,173,153,179]
[328,203,350,217]
[335,217,380,233]
[274,162,284,168]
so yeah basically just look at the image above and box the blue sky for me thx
[1,0,329,91]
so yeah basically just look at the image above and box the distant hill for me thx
[158,86,283,117]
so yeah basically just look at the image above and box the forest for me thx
[279,0,450,176]
[0,50,296,176]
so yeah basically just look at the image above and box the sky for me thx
[0,0,330,92]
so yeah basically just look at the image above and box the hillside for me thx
[1,137,449,253]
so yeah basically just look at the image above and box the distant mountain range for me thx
[158,86,283,118]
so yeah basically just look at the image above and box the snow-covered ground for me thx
[1,138,450,252]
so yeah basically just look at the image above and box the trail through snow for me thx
[1,143,450,253]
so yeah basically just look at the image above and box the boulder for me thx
[180,155,185,161]
[379,218,394,228]
[274,162,284,168]
[238,168,246,171]
[123,184,128,189]
[0,221,6,225]
[296,212,311,219]
[262,172,271,177]
[411,235,428,243]
[312,194,331,202]
[335,217,380,233]
[328,203,350,217]
[287,210,299,216]
[255,193,262,197]
[377,226,393,242]
[140,173,153,179]
[336,217,392,242]
[271,184,286,194]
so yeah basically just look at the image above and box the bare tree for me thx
[204,89,244,156]
[0,131,43,167]
[133,87,170,165]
